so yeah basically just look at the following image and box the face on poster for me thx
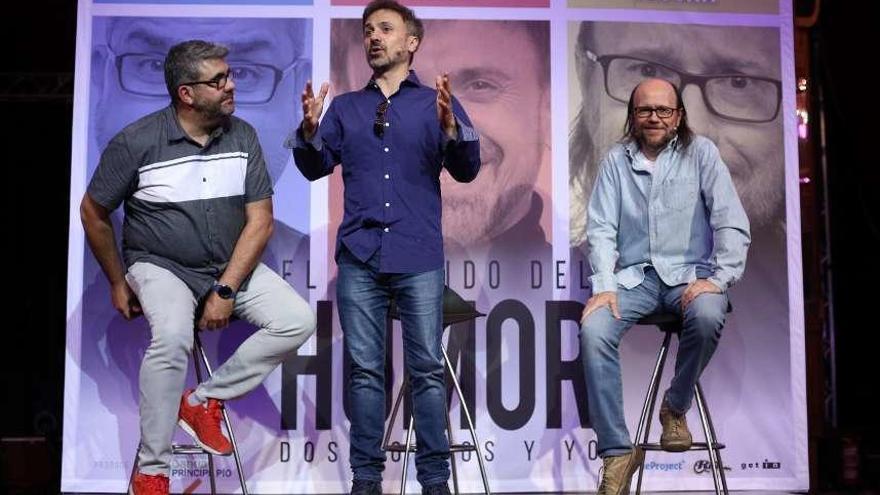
[66,2,806,491]
[89,16,312,234]
[331,18,552,261]
[567,19,799,487]
[68,15,314,490]
[569,20,784,247]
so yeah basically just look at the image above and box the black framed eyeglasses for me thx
[113,51,307,104]
[633,106,679,119]
[179,70,233,90]
[373,100,389,138]
[579,48,782,123]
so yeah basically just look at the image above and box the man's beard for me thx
[193,95,233,123]
[635,125,675,154]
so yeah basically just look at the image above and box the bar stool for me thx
[632,311,730,495]
[384,286,491,495]
[129,328,249,495]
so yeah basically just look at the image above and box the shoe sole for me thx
[177,418,233,456]
[660,435,693,452]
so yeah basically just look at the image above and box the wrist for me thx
[211,282,236,300]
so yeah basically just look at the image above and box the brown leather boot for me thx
[596,446,645,495]
[659,401,693,452]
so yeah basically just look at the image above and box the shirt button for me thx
[384,227,390,233]
[385,202,390,207]
[384,147,390,152]
[384,174,390,179]
[202,177,207,182]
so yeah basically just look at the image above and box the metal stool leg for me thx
[634,331,673,495]
[382,373,413,495]
[446,407,460,495]
[189,334,218,495]
[441,345,491,495]
[694,382,729,495]
[128,330,250,494]
[384,340,490,495]
[128,442,142,493]
[400,414,416,495]
[193,331,249,495]
[383,375,410,450]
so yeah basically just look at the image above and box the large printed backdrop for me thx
[65,0,806,492]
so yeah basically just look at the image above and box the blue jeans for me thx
[579,268,728,458]
[337,246,449,486]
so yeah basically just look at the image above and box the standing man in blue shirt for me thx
[291,2,480,494]
[578,78,750,495]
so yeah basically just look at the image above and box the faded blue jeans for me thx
[336,246,449,486]
[579,267,728,458]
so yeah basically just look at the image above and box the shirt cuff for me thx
[707,274,729,291]
[284,125,323,151]
[442,117,479,147]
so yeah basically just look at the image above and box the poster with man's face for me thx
[66,15,314,493]
[331,18,552,278]
[65,1,806,492]
[568,19,796,488]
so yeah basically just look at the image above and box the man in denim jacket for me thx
[578,78,750,495]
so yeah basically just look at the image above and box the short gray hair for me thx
[164,40,229,102]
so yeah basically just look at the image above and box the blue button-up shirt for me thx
[587,134,751,293]
[292,71,481,273]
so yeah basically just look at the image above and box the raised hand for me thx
[301,80,330,141]
[435,73,457,140]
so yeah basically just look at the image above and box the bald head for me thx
[632,78,679,109]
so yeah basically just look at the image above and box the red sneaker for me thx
[130,472,169,495]
[178,389,233,455]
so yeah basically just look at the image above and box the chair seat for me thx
[388,286,485,327]
[637,312,680,327]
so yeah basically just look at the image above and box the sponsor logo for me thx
[693,460,732,474]
[741,459,782,470]
[644,460,685,472]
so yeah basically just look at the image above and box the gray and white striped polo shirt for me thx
[88,105,273,297]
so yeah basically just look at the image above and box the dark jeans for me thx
[337,246,449,486]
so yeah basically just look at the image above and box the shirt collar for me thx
[164,105,187,143]
[364,69,422,91]
[164,104,228,145]
[623,134,680,164]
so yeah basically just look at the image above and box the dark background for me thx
[1,0,877,493]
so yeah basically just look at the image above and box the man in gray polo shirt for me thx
[80,40,316,495]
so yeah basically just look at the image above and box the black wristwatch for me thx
[212,282,236,300]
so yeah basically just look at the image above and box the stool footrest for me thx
[636,442,725,451]
[384,443,480,454]
[171,444,210,455]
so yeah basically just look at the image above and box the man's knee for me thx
[273,302,317,342]
[580,309,621,352]
[685,295,727,340]
[147,323,194,356]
